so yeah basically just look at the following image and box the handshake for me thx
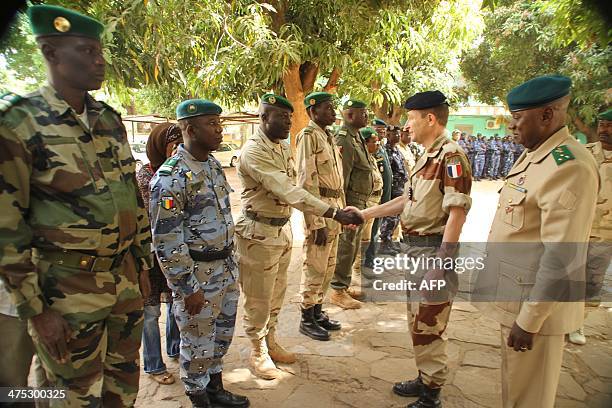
[330,206,364,226]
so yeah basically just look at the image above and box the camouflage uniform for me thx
[235,129,329,341]
[296,121,345,308]
[397,141,416,175]
[149,145,238,393]
[379,143,408,243]
[331,125,375,290]
[0,85,152,407]
[473,139,487,179]
[364,147,393,265]
[489,138,502,178]
[400,132,472,388]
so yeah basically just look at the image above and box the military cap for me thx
[261,93,293,112]
[506,75,571,112]
[386,124,400,131]
[176,99,222,120]
[372,118,387,127]
[343,99,367,109]
[304,92,334,108]
[598,108,612,121]
[28,5,104,40]
[403,90,448,110]
[359,127,378,141]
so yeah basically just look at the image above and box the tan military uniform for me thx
[584,142,611,300]
[398,141,416,175]
[475,127,599,407]
[236,128,330,341]
[401,131,472,388]
[296,121,345,307]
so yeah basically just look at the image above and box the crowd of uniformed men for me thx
[0,5,610,408]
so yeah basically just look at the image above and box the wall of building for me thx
[446,115,509,138]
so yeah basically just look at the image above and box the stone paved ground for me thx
[134,172,612,408]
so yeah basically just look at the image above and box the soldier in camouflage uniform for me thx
[235,94,361,380]
[150,99,249,408]
[330,100,376,309]
[295,92,344,341]
[0,6,152,406]
[362,91,472,408]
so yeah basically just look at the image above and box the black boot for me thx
[314,304,341,331]
[206,372,250,407]
[407,386,442,408]
[186,390,211,408]
[299,306,330,341]
[393,375,424,397]
[379,241,398,255]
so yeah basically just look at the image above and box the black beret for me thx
[404,90,448,110]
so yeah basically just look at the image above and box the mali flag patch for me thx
[161,196,175,210]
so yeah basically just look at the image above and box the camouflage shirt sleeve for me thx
[296,129,326,230]
[335,131,353,190]
[441,150,472,213]
[0,123,47,319]
[149,171,199,298]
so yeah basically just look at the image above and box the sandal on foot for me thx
[150,372,175,385]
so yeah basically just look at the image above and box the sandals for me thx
[150,371,175,385]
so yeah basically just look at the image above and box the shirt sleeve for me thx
[0,124,46,319]
[149,173,200,298]
[296,131,326,230]
[242,147,330,216]
[441,151,472,213]
[335,132,353,191]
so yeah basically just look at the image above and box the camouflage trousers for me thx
[405,245,455,388]
[473,155,485,178]
[300,232,340,307]
[236,232,292,341]
[31,251,144,408]
[379,215,400,242]
[331,223,365,290]
[172,258,239,392]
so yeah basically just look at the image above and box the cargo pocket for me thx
[501,189,526,230]
[40,136,98,192]
[494,260,535,315]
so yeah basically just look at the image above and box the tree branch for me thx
[323,67,341,93]
[300,62,319,95]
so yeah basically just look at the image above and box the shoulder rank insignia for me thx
[0,92,22,113]
[160,196,175,210]
[552,145,575,166]
[158,157,179,175]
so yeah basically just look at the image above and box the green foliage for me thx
[460,0,611,131]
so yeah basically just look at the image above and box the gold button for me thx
[517,276,522,283]
[508,198,513,203]
[80,260,88,266]
[497,204,500,208]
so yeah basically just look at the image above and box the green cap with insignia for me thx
[261,93,294,112]
[304,92,335,108]
[506,74,571,112]
[359,127,378,141]
[598,108,612,121]
[372,118,387,127]
[27,5,104,40]
[176,99,222,120]
[343,99,367,109]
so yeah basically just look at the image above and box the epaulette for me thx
[0,92,23,114]
[552,145,575,166]
[336,129,347,137]
[100,101,122,117]
[158,157,179,175]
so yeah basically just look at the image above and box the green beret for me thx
[343,99,367,109]
[28,5,104,40]
[507,75,571,112]
[359,127,378,141]
[304,92,334,108]
[261,93,294,112]
[598,108,612,121]
[176,99,222,120]
[372,118,387,127]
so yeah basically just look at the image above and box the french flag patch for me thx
[447,163,462,179]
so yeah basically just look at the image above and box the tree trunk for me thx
[283,63,311,149]
[373,99,403,126]
[323,67,341,93]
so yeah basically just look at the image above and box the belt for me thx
[346,189,371,201]
[319,186,343,198]
[189,244,234,262]
[405,234,443,248]
[37,249,128,272]
[245,211,290,227]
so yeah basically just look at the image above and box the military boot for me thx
[299,306,330,341]
[249,339,282,380]
[407,386,442,408]
[330,289,362,309]
[379,241,398,255]
[266,329,296,363]
[206,372,250,407]
[186,390,211,408]
[313,303,341,331]
[393,375,424,397]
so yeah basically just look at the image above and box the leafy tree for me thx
[460,0,611,138]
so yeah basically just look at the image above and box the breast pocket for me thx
[501,189,526,230]
[36,136,97,192]
[316,150,333,175]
